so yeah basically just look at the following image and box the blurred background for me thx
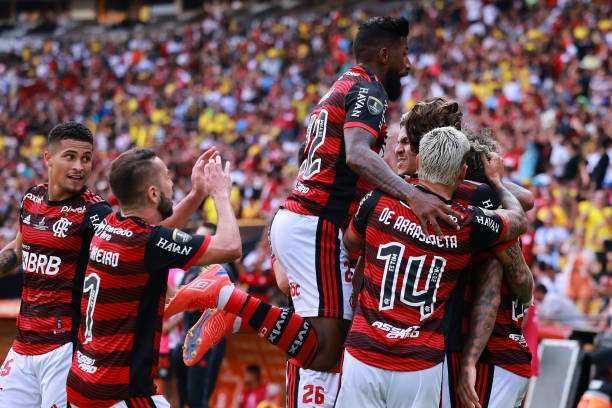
[0,0,609,407]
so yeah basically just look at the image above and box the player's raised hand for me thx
[204,155,232,200]
[482,152,504,185]
[191,147,219,197]
[457,363,482,408]
[408,187,460,236]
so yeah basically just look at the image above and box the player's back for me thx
[346,188,507,371]
[67,212,163,406]
[16,184,108,355]
[68,211,209,407]
[283,64,388,228]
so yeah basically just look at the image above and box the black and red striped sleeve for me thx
[144,226,210,274]
[469,183,500,210]
[81,202,113,235]
[344,81,387,137]
[350,190,383,237]
[469,207,507,253]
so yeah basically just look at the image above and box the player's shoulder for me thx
[103,213,155,237]
[360,189,388,208]
[459,179,484,189]
[25,183,47,196]
[455,180,484,201]
[80,188,107,206]
[337,65,384,90]
[339,65,371,82]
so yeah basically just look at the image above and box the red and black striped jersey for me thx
[283,64,388,229]
[442,179,500,353]
[486,273,532,377]
[345,188,508,371]
[442,180,532,377]
[15,184,111,355]
[67,212,210,407]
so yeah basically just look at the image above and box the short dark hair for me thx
[404,97,462,153]
[109,148,159,208]
[245,364,261,379]
[353,16,409,61]
[535,283,548,294]
[464,129,499,184]
[48,121,94,147]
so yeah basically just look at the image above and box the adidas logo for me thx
[23,215,31,225]
[188,279,215,292]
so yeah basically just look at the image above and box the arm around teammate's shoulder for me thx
[344,128,460,235]
[503,181,535,211]
[482,152,527,241]
[193,156,242,266]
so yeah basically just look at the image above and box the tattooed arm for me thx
[494,242,534,305]
[457,257,503,408]
[503,181,534,211]
[344,128,460,235]
[0,233,22,278]
[482,153,527,241]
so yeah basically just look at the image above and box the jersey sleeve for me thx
[144,226,210,274]
[469,207,508,253]
[469,183,500,210]
[82,202,113,235]
[18,186,36,232]
[350,190,383,237]
[344,81,387,137]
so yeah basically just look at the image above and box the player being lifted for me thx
[66,150,241,407]
[0,122,216,408]
[173,16,460,407]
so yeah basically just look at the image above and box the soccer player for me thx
[269,16,460,406]
[336,126,527,407]
[0,122,217,408]
[453,133,533,408]
[396,97,534,408]
[163,127,525,408]
[66,149,241,407]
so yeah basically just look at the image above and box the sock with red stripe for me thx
[219,287,319,368]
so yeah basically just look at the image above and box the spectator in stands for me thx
[535,283,584,327]
[533,211,570,271]
[236,364,281,408]
[239,232,276,303]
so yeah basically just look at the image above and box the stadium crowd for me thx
[0,0,610,362]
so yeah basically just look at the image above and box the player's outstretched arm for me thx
[503,181,534,211]
[160,147,219,229]
[193,156,242,265]
[494,242,534,305]
[0,233,22,278]
[458,257,503,408]
[344,128,460,235]
[482,153,527,241]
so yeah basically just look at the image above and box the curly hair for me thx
[404,97,462,153]
[464,128,499,184]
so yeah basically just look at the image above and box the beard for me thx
[158,191,174,220]
[384,70,403,101]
